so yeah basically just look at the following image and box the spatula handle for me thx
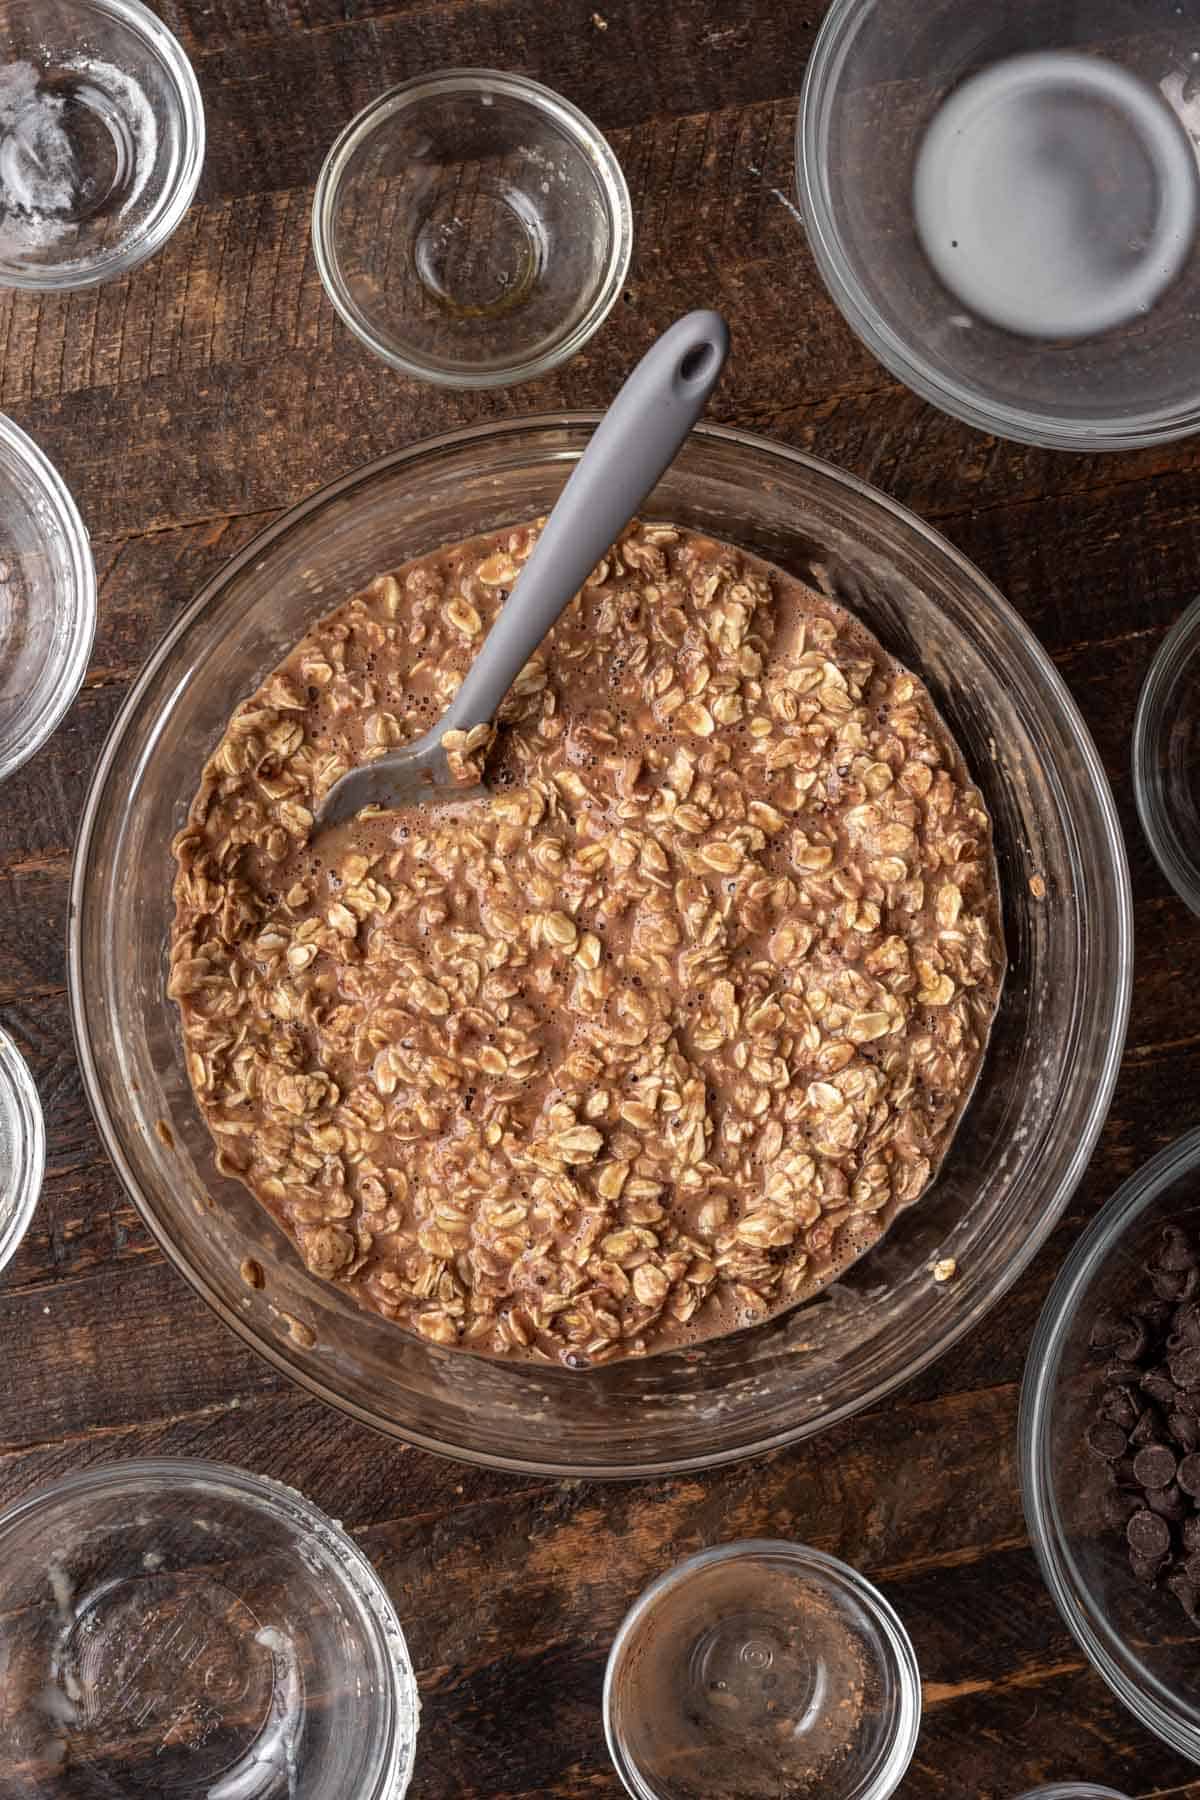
[439,309,729,735]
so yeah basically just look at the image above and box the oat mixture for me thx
[169,521,1004,1366]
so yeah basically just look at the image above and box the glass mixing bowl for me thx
[68,421,1132,1476]
[1020,1129,1200,1761]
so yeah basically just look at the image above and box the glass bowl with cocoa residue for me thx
[68,419,1131,1477]
[1021,1127,1200,1761]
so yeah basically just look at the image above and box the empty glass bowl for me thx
[1020,1127,1200,1761]
[311,70,632,388]
[68,420,1131,1476]
[603,1541,920,1800]
[0,1458,419,1798]
[0,0,205,290]
[0,412,95,782]
[797,0,1200,449]
[0,1024,43,1277]
[1133,595,1200,914]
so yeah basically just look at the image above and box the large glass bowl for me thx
[67,421,1132,1476]
[1020,1129,1200,1761]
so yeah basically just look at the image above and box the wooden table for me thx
[1,2,1198,1793]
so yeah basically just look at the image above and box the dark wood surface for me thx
[2,2,1199,1794]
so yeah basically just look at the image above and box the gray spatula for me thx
[313,309,729,834]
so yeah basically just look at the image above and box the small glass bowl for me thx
[1020,1127,1200,1762]
[0,413,96,783]
[0,1025,43,1277]
[0,0,205,290]
[1014,1789,1133,1799]
[1132,596,1200,914]
[603,1541,920,1800]
[0,1457,419,1799]
[311,69,632,388]
[797,0,1200,450]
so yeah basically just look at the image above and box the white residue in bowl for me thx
[0,50,158,256]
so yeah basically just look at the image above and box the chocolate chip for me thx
[1152,1268,1200,1303]
[1169,1411,1200,1453]
[1134,1444,1178,1489]
[1128,1510,1172,1558]
[1173,1302,1200,1345]
[1155,1226,1197,1272]
[1105,1360,1145,1386]
[1130,1550,1167,1586]
[1093,1313,1151,1361]
[1090,1306,1130,1350]
[1146,1482,1188,1521]
[1183,1552,1200,1585]
[1087,1422,1129,1460]
[1140,1371,1180,1409]
[1131,1406,1165,1448]
[1183,1516,1200,1555]
[1100,1385,1141,1429]
[1178,1453,1200,1496]
[1172,1347,1200,1390]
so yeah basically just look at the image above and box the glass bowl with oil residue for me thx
[312,69,632,389]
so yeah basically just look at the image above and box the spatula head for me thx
[314,742,485,832]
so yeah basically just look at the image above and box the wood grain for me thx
[2,0,1200,1793]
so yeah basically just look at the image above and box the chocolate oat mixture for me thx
[169,521,1004,1365]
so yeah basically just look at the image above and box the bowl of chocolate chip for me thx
[1022,1129,1200,1759]
[68,419,1131,1475]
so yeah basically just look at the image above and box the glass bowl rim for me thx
[795,0,1200,453]
[0,1024,44,1277]
[0,1453,420,1799]
[67,412,1133,1477]
[1019,1124,1200,1761]
[1013,1789,1135,1799]
[0,411,97,783]
[310,68,633,389]
[0,0,206,293]
[601,1538,922,1800]
[1132,593,1200,915]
